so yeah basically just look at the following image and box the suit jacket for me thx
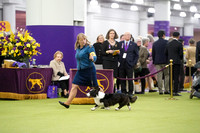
[119,41,139,69]
[139,46,149,68]
[152,38,168,65]
[165,39,183,64]
[196,41,200,62]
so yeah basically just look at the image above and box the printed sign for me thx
[0,21,11,32]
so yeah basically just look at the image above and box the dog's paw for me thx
[128,106,131,111]
[104,107,110,110]
[91,107,97,111]
[115,108,120,111]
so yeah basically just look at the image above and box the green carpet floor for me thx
[0,92,200,133]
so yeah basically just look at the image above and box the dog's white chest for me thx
[94,98,103,106]
[94,91,105,106]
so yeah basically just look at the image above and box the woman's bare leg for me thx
[64,84,79,105]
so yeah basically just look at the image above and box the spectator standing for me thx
[165,32,183,96]
[152,30,169,95]
[118,32,139,96]
[184,38,196,84]
[93,34,105,69]
[102,29,120,91]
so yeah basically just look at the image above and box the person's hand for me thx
[64,73,68,76]
[89,54,94,62]
[106,50,113,54]
[146,59,150,64]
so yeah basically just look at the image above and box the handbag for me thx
[134,61,142,73]
[47,85,58,98]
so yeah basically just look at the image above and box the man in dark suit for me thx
[119,32,139,96]
[152,30,169,95]
[165,32,183,96]
[196,41,200,62]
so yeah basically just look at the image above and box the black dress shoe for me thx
[59,101,70,108]
[190,89,195,99]
[159,92,163,95]
[173,93,182,96]
[164,91,170,94]
[149,90,157,92]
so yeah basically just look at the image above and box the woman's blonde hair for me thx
[54,51,63,59]
[74,33,90,50]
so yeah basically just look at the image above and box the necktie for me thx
[125,42,128,51]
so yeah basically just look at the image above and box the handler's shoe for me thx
[59,101,70,108]
[190,89,195,99]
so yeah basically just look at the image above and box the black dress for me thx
[101,40,120,78]
[93,42,103,64]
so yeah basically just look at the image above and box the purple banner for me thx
[69,69,114,98]
[180,36,193,46]
[154,21,170,37]
[0,68,53,94]
[26,25,84,72]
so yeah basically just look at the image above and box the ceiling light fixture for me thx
[111,3,119,9]
[130,5,138,11]
[148,8,155,13]
[90,0,98,6]
[190,5,197,12]
[194,13,200,19]
[180,12,186,17]
[173,3,181,10]
[183,0,191,2]
[135,0,144,4]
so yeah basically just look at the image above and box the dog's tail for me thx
[129,96,138,103]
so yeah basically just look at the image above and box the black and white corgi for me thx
[86,87,138,111]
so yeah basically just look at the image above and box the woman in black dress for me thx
[102,29,120,91]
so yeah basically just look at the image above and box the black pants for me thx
[171,64,180,93]
[52,80,69,91]
[134,68,149,93]
[178,63,185,90]
[119,67,134,95]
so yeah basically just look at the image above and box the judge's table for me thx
[0,68,53,100]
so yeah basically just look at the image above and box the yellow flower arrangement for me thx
[0,30,41,62]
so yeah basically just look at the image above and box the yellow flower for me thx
[24,51,28,54]
[27,35,33,41]
[36,43,40,47]
[16,42,21,47]
[1,52,6,56]
[11,50,14,54]
[26,43,31,47]
[15,49,19,53]
[32,45,37,49]
[0,33,4,37]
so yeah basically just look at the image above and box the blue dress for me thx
[72,45,98,87]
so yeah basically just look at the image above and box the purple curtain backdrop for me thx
[180,36,193,46]
[154,21,170,37]
[26,25,84,72]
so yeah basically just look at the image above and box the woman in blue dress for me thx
[59,33,98,108]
